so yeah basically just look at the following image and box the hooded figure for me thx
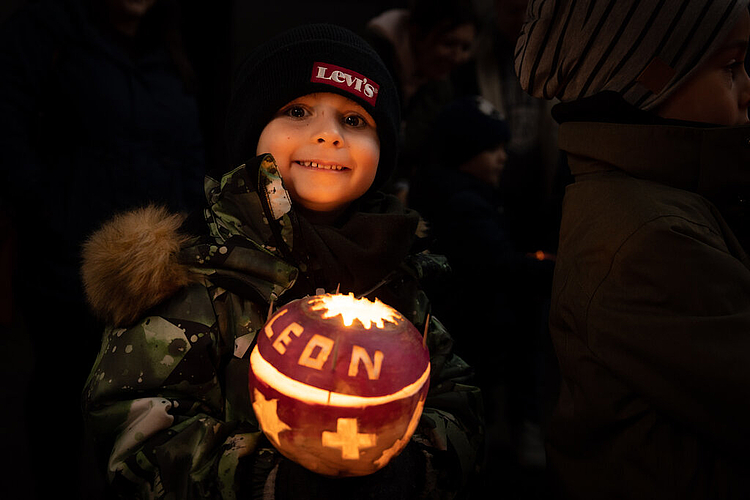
[515,1,750,498]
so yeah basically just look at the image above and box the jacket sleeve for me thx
[82,284,260,499]
[378,257,485,499]
[585,214,750,454]
[418,314,485,499]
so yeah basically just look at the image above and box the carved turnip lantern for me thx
[248,292,430,477]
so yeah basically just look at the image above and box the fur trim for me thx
[81,205,195,327]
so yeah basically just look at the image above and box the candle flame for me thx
[309,293,401,329]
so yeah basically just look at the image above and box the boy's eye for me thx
[725,59,744,77]
[284,105,308,118]
[343,114,366,127]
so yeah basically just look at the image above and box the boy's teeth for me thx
[299,161,344,171]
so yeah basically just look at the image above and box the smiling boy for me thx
[515,1,750,498]
[256,92,381,219]
[80,24,483,499]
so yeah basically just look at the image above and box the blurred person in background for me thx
[364,0,479,204]
[410,95,555,484]
[0,0,205,497]
[516,0,750,497]
[455,0,565,256]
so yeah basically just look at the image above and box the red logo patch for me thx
[311,62,379,106]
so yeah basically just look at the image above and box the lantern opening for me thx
[308,293,401,329]
[250,347,430,407]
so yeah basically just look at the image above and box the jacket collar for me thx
[190,154,420,302]
[559,121,750,199]
[182,155,300,304]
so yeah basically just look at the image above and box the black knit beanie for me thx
[429,95,510,167]
[225,24,400,192]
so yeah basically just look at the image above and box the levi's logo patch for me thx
[311,62,379,105]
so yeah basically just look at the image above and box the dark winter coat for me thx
[548,120,750,499]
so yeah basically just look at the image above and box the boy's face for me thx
[256,92,380,213]
[657,9,750,126]
[459,143,508,188]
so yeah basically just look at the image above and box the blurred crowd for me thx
[362,1,563,496]
[0,1,562,498]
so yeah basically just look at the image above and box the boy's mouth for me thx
[295,160,349,171]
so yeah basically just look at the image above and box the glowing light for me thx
[251,389,291,447]
[249,293,431,476]
[374,398,425,468]
[308,293,401,329]
[322,418,377,459]
[249,347,430,407]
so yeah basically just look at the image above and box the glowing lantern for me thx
[248,293,430,477]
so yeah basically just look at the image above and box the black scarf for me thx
[291,193,420,297]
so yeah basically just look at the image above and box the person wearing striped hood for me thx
[515,1,750,498]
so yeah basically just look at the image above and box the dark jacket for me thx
[410,165,553,378]
[548,120,750,499]
[81,155,484,499]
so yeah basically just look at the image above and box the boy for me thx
[515,1,750,498]
[410,95,554,471]
[81,24,482,499]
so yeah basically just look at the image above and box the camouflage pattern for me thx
[83,155,484,499]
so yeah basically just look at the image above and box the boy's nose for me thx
[738,72,750,123]
[313,114,343,146]
[452,47,471,67]
[742,76,750,101]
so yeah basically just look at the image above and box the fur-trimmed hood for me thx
[81,205,196,328]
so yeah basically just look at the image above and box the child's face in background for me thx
[257,92,380,213]
[459,143,508,188]
[413,23,476,81]
[657,9,750,126]
[106,0,158,20]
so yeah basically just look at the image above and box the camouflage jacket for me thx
[81,155,484,499]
